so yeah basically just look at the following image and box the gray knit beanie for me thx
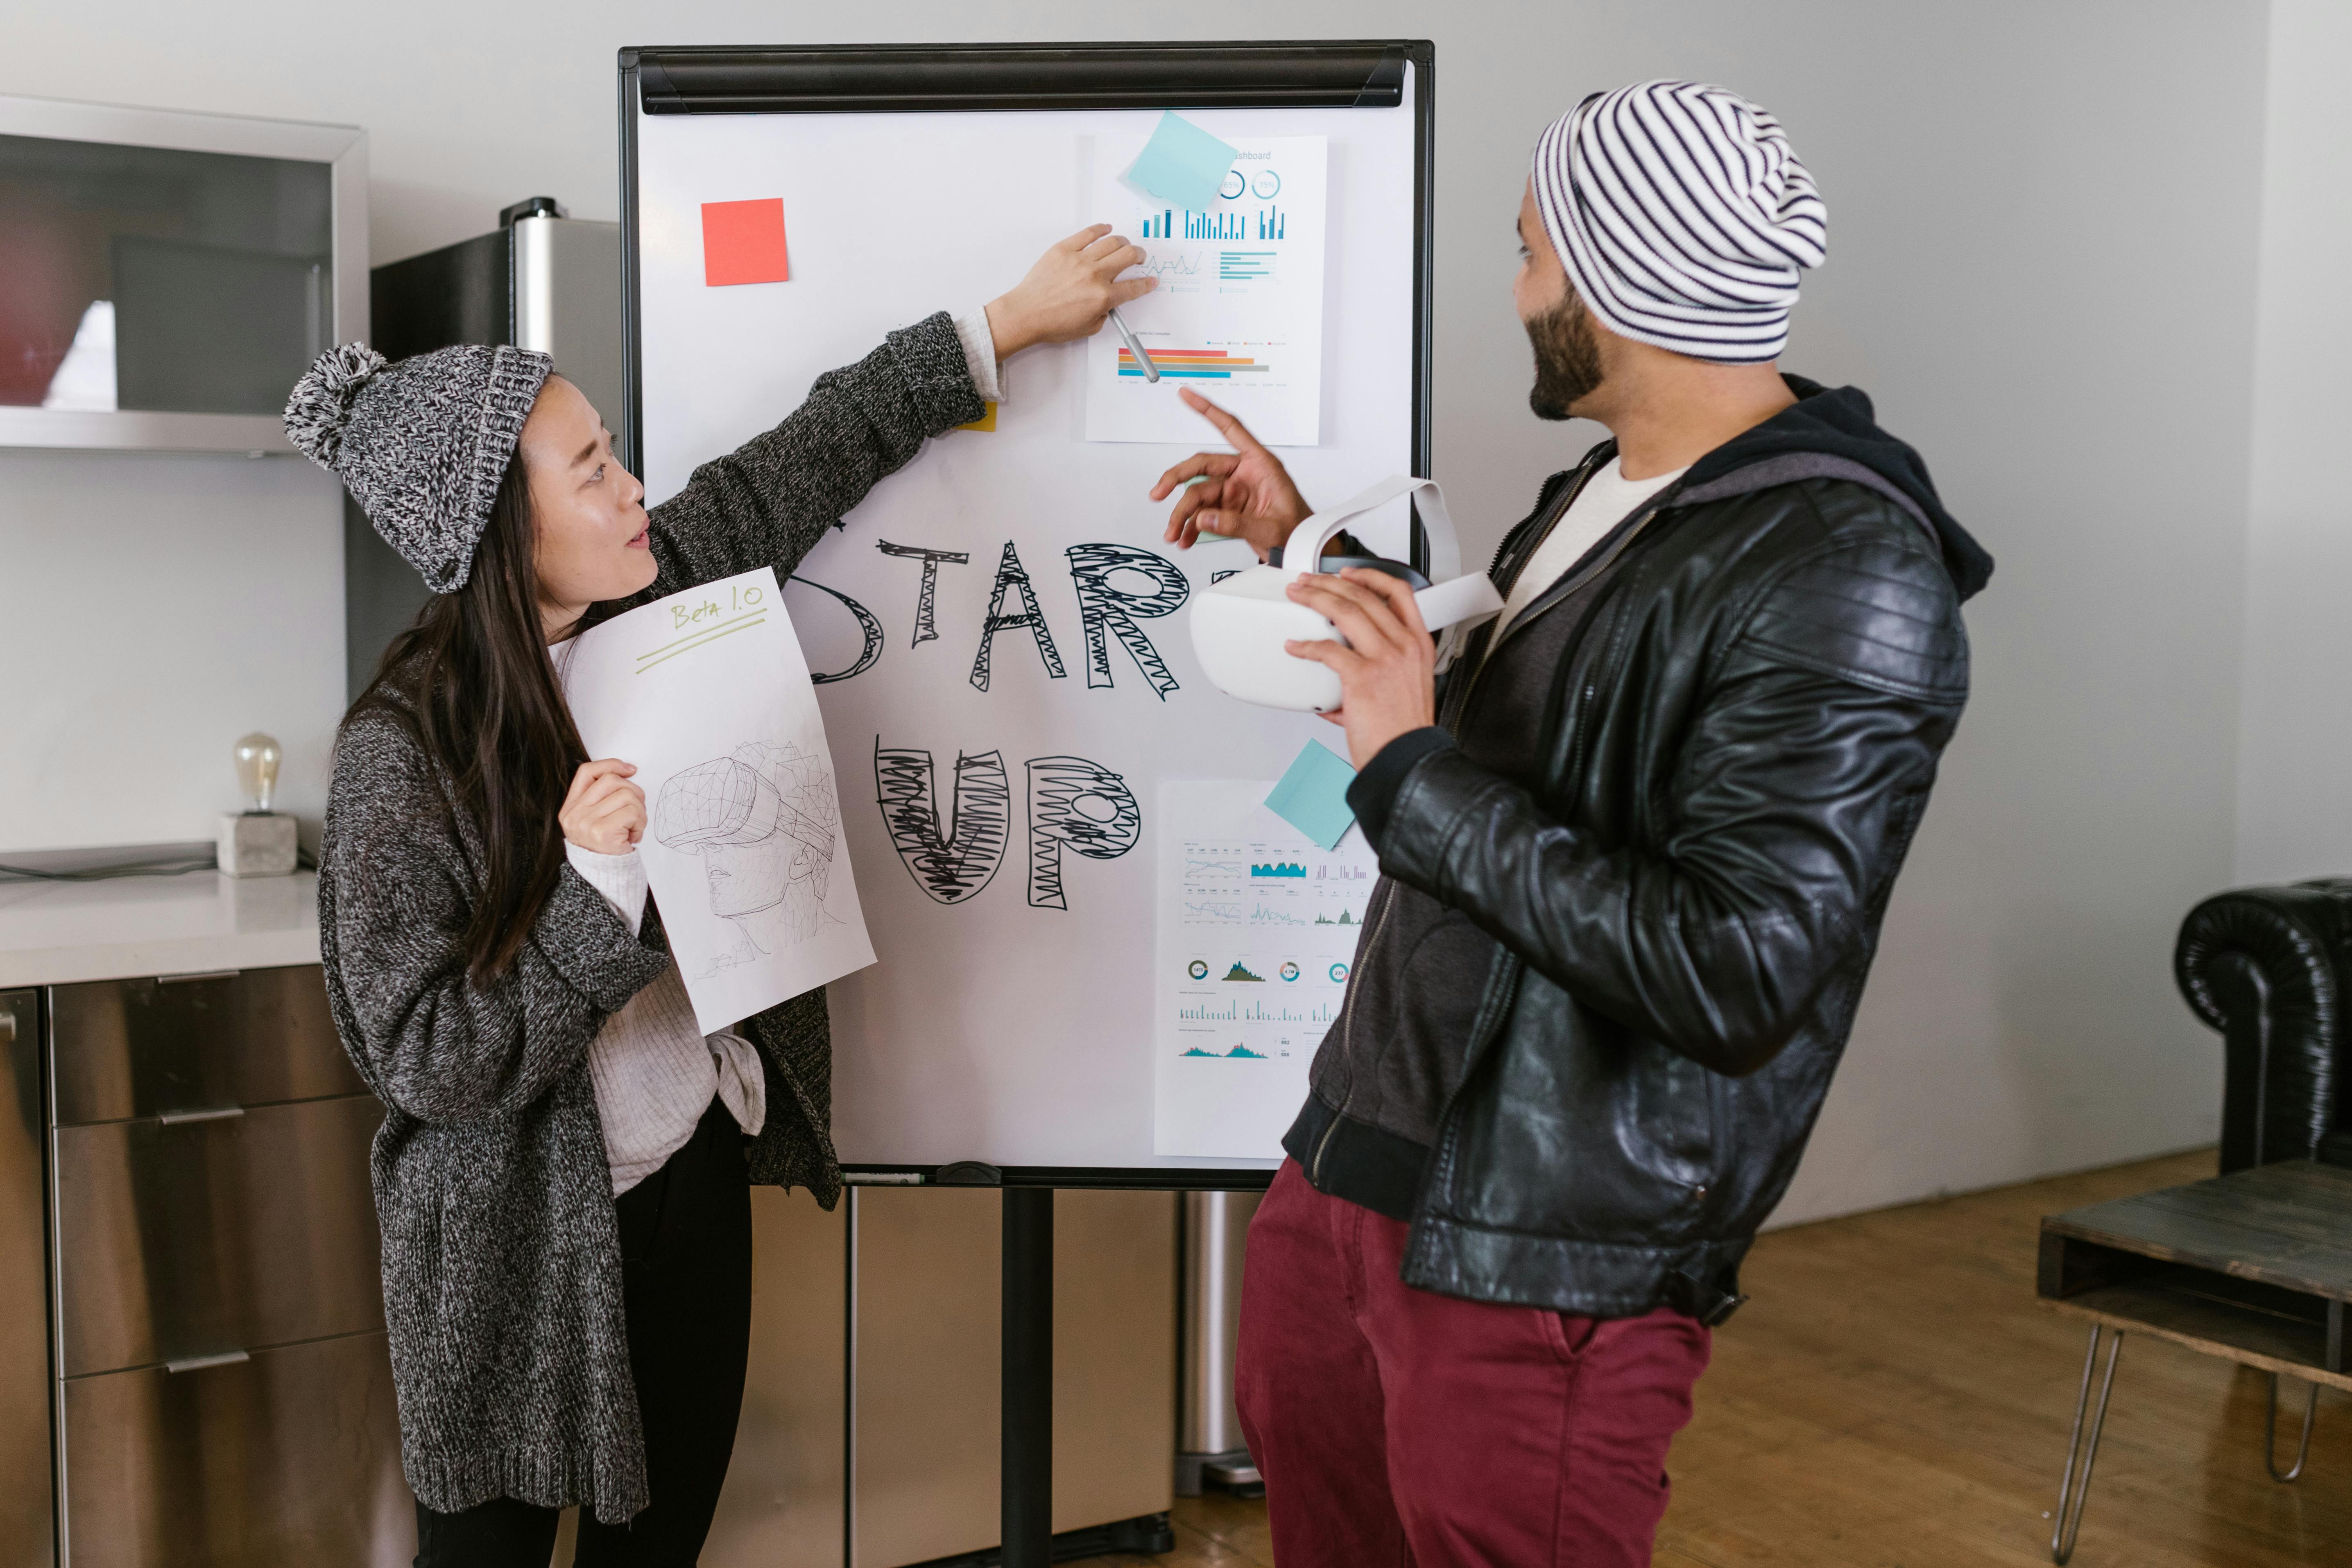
[284,341,553,592]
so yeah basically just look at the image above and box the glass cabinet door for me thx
[0,134,333,417]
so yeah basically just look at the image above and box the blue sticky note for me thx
[1265,740,1358,851]
[1124,111,1241,214]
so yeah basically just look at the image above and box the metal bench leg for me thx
[2052,1325,2123,1565]
[2265,1373,2318,1483]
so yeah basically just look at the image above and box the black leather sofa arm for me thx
[2175,879,2352,1171]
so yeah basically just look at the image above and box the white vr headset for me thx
[1188,475,1505,713]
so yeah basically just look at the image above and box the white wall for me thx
[1,450,344,850]
[2234,0,2352,886]
[2,1,2276,1219]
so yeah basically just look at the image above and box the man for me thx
[1150,81,1992,1566]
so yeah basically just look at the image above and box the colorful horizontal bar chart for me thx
[1118,349,1271,380]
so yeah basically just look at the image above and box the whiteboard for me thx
[627,52,1427,1177]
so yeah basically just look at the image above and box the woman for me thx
[291,226,1150,1566]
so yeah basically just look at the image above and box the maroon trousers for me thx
[1235,1160,1711,1568]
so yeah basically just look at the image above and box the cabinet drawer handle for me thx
[157,1106,246,1126]
[165,1350,250,1374]
[157,969,241,985]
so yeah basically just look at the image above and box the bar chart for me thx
[1116,348,1270,380]
[1175,998,1337,1025]
[1138,207,1286,241]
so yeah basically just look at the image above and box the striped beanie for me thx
[1532,81,1827,364]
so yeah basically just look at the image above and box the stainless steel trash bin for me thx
[1177,1190,1262,1496]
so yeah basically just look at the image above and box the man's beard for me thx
[1526,292,1603,421]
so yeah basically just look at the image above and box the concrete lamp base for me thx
[217,812,299,878]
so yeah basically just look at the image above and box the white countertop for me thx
[0,869,319,989]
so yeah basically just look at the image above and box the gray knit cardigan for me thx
[319,314,982,1524]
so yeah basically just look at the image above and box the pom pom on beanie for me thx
[283,342,387,467]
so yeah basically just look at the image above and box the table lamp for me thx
[217,731,298,877]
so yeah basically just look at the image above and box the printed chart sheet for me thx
[561,566,876,1034]
[1086,135,1329,448]
[1156,779,1377,1158]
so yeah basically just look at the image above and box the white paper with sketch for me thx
[1084,134,1329,447]
[560,566,876,1034]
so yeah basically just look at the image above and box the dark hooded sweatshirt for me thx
[1284,378,1993,1282]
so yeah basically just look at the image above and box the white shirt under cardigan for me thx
[561,306,1010,1195]
[566,844,768,1194]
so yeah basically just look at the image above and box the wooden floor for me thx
[1124,1149,2352,1567]
[1157,1491,1277,1566]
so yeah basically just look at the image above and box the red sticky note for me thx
[701,198,790,286]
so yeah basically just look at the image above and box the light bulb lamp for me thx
[217,731,298,878]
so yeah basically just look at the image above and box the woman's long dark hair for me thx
[345,454,587,983]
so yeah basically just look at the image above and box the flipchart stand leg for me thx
[1003,1186,1055,1568]
[843,1187,860,1568]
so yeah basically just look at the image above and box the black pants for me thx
[414,1096,754,1567]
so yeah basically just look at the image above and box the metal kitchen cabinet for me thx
[678,1186,1178,1568]
[0,94,368,455]
[29,962,1176,1566]
[46,966,410,1567]
[846,1188,1177,1566]
[51,1095,383,1379]
[0,989,54,1566]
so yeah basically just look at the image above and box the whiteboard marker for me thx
[1109,309,1161,383]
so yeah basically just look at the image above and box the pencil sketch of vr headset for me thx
[652,742,840,941]
[1188,475,1504,713]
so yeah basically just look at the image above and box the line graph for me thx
[1133,251,1210,279]
[1250,903,1306,926]
[1183,900,1242,922]
[1184,857,1243,876]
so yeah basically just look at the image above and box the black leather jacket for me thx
[1285,381,1990,1323]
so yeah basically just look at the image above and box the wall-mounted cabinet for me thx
[0,95,366,455]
